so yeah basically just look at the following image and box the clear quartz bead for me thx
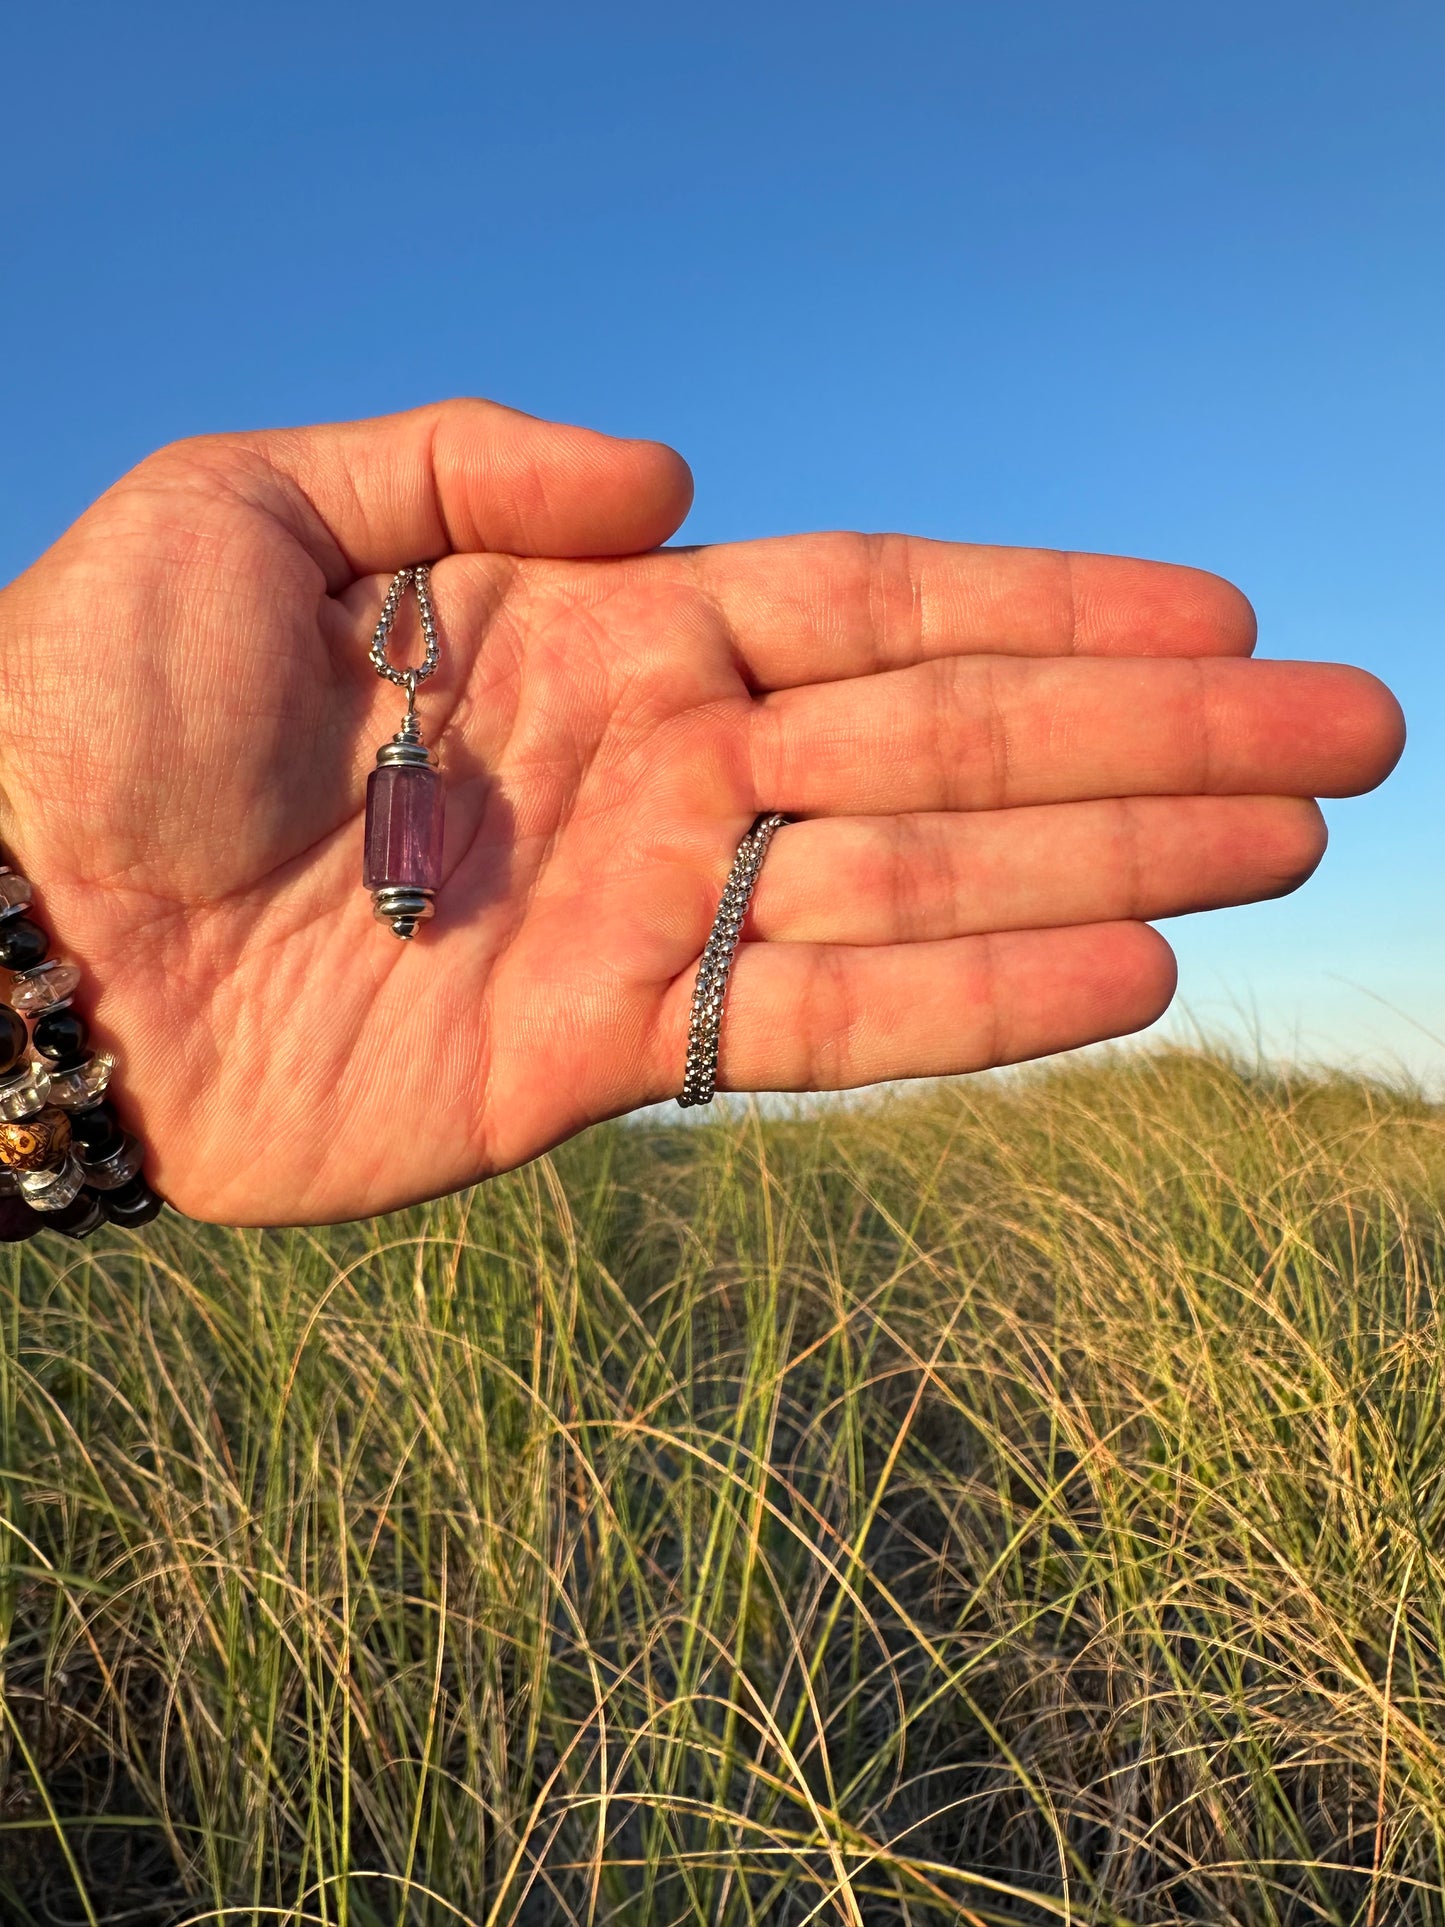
[20,1156,85,1211]
[80,1134,143,1191]
[47,1052,114,1110]
[0,1061,51,1120]
[9,962,81,1014]
[0,873,33,917]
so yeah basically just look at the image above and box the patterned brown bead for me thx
[0,1107,72,1172]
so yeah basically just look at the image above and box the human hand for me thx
[0,402,1403,1223]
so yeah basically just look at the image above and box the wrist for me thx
[0,584,164,1235]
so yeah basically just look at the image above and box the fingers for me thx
[745,796,1327,944]
[687,532,1257,688]
[194,399,694,584]
[660,922,1178,1093]
[749,657,1405,814]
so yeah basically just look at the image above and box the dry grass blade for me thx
[1,1046,1443,1924]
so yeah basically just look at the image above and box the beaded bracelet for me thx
[0,854,162,1242]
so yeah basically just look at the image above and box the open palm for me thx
[0,401,1403,1224]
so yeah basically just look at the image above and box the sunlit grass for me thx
[2,1047,1444,1924]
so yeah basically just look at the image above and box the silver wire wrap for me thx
[678,814,789,1108]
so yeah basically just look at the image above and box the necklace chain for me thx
[367,564,441,699]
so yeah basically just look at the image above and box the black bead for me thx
[105,1177,163,1228]
[0,918,48,971]
[0,1006,27,1078]
[70,1102,123,1161]
[0,1194,43,1243]
[32,1007,88,1068]
[45,1190,106,1239]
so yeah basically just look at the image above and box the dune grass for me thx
[2,1047,1445,1924]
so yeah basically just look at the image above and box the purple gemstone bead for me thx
[363,765,444,892]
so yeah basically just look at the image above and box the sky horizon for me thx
[4,2,1441,1079]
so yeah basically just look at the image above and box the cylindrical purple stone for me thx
[363,764,444,891]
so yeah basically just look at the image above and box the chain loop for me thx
[368,564,441,691]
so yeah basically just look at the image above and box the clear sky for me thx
[4,2,1441,1076]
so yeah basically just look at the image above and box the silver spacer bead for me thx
[370,884,435,940]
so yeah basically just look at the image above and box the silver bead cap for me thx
[370,885,436,941]
[375,739,436,769]
[374,708,436,770]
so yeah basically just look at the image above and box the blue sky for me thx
[4,2,1442,1074]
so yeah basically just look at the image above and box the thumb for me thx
[205,397,694,584]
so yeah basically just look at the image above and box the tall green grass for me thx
[2,1048,1444,1924]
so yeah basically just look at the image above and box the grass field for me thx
[2,1047,1444,1925]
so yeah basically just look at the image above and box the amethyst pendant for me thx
[362,563,446,940]
[363,715,444,939]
